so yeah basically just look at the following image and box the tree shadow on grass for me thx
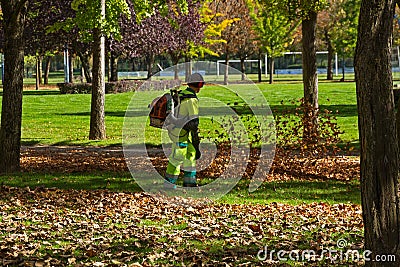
[50,139,123,146]
[0,171,360,205]
[22,90,60,96]
[0,172,142,192]
[58,111,129,117]
[270,104,358,118]
[0,90,61,97]
[55,103,358,120]
[21,139,43,146]
[223,179,361,205]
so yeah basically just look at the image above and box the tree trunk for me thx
[224,54,229,85]
[44,56,51,85]
[184,57,193,82]
[105,51,110,82]
[240,58,246,81]
[68,53,73,83]
[355,1,400,265]
[35,56,40,90]
[147,53,154,80]
[257,54,262,83]
[301,10,319,142]
[170,53,180,80]
[0,0,28,174]
[78,51,92,83]
[269,57,274,84]
[39,56,42,84]
[341,53,346,81]
[89,27,106,140]
[110,51,118,82]
[131,59,136,71]
[324,30,334,80]
[36,55,43,87]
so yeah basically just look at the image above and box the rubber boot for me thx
[164,174,178,190]
[183,171,197,187]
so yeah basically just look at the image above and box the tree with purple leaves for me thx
[114,8,172,79]
[167,0,205,80]
[109,0,205,80]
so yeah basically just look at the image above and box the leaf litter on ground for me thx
[20,145,360,182]
[0,186,363,266]
[0,146,364,266]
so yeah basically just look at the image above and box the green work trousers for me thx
[165,141,197,184]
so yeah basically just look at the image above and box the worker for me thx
[164,73,204,189]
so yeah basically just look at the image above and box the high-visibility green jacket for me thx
[168,87,199,142]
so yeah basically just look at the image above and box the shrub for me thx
[58,83,92,94]
[57,80,144,94]
[105,80,144,93]
[58,80,143,94]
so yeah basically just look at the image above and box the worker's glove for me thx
[192,130,201,160]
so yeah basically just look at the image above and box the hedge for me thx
[58,79,182,94]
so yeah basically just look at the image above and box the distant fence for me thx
[118,71,148,79]
[137,79,181,91]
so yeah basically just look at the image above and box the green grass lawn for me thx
[0,80,359,147]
